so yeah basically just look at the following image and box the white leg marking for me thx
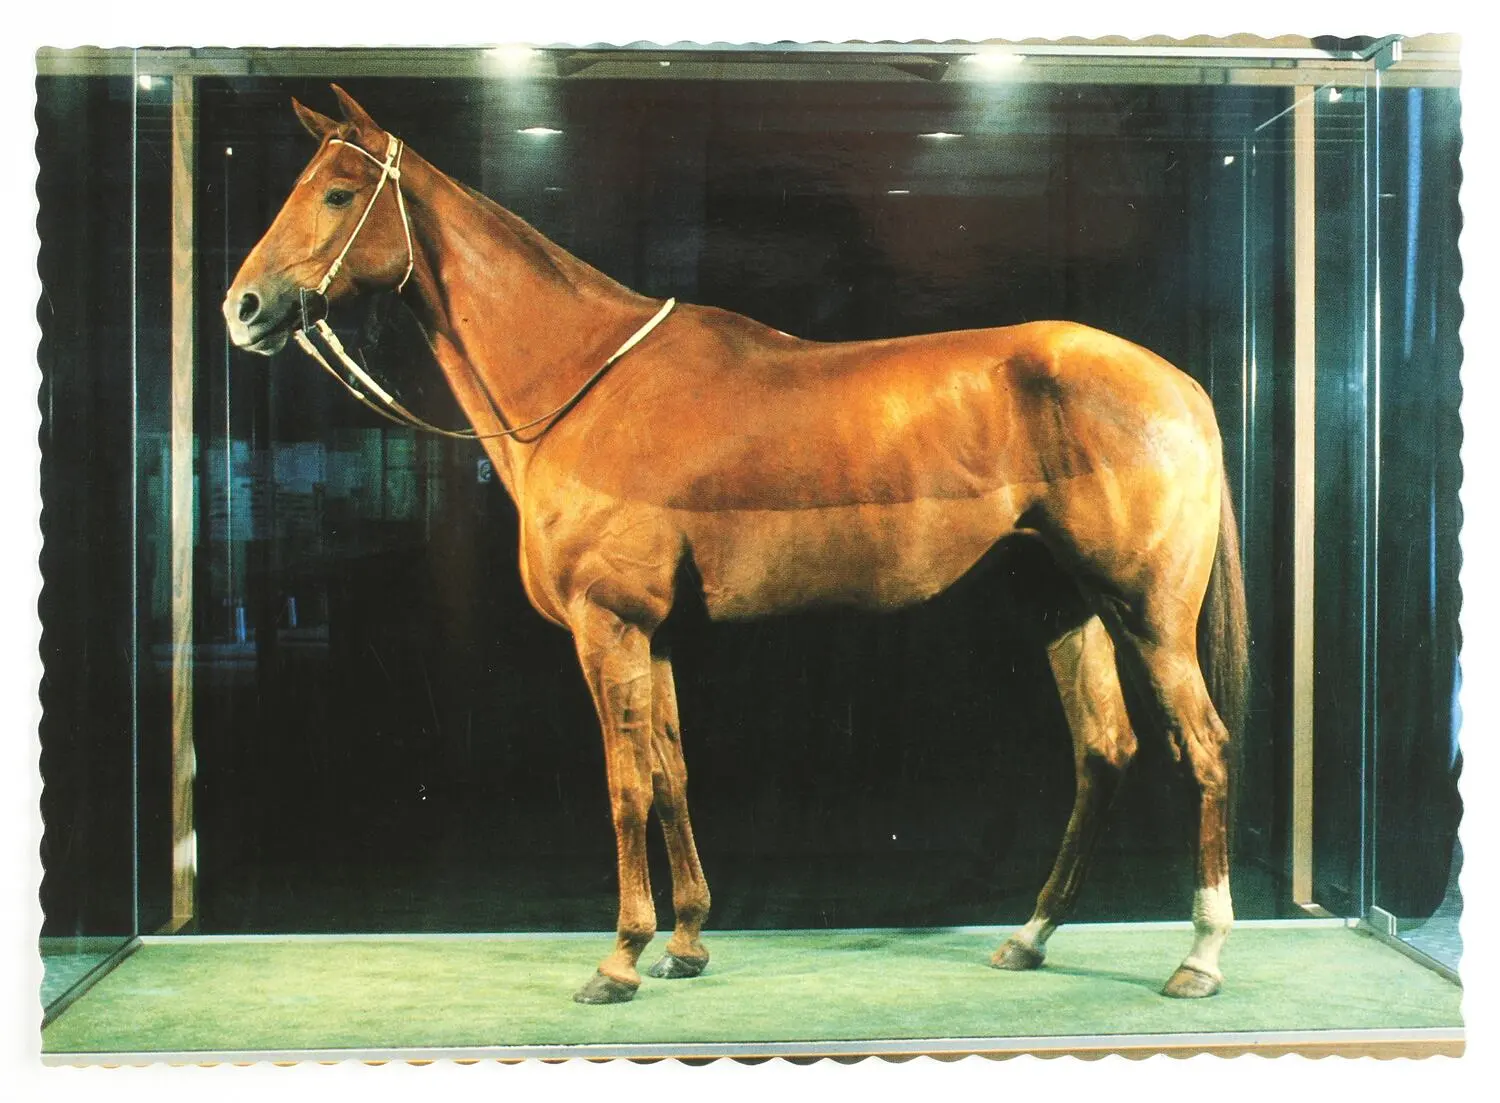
[1180,878,1234,979]
[1013,917,1057,952]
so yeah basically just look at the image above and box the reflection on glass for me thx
[37,72,144,1013]
[1370,83,1462,972]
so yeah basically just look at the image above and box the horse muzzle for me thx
[223,284,295,356]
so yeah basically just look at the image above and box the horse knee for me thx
[603,670,653,744]
[612,789,651,835]
[650,751,689,816]
[1077,717,1136,777]
[1097,727,1137,773]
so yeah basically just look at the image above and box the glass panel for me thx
[1310,76,1377,917]
[131,64,179,940]
[1370,83,1463,971]
[1239,99,1297,915]
[186,72,1289,933]
[36,74,139,1008]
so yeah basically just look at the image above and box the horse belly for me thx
[684,489,1025,619]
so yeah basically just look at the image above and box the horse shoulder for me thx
[516,468,683,630]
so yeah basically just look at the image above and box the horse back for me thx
[541,306,1212,516]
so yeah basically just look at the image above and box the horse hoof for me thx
[1161,965,1221,999]
[572,971,639,1005]
[991,939,1046,971]
[646,951,709,979]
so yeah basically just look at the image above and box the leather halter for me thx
[318,135,415,297]
[290,131,675,442]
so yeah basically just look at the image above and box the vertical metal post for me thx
[168,74,198,931]
[129,50,141,938]
[1361,72,1384,916]
[1291,86,1317,907]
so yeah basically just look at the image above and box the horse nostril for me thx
[237,291,261,323]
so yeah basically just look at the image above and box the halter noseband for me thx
[290,130,676,443]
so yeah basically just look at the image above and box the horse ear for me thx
[330,84,383,140]
[292,97,339,140]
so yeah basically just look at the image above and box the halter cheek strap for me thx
[317,134,414,295]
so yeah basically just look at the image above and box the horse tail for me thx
[1198,470,1249,743]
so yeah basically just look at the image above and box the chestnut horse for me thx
[224,87,1248,1005]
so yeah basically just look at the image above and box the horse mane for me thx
[454,179,573,284]
[440,169,642,306]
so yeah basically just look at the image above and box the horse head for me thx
[223,86,414,356]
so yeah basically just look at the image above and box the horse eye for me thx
[325,188,355,209]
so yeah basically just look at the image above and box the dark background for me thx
[38,70,1461,940]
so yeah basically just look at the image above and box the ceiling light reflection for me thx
[966,49,1025,70]
[487,44,540,76]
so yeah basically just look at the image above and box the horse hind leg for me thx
[1111,616,1234,999]
[993,614,1137,971]
[643,652,713,980]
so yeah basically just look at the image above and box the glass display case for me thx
[36,36,1463,1060]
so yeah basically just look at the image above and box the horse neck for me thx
[395,149,654,496]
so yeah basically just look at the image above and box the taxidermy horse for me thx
[224,86,1248,1005]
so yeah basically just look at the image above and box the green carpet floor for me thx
[42,926,1460,1055]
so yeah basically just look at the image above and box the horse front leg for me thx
[570,601,659,1005]
[644,652,712,979]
